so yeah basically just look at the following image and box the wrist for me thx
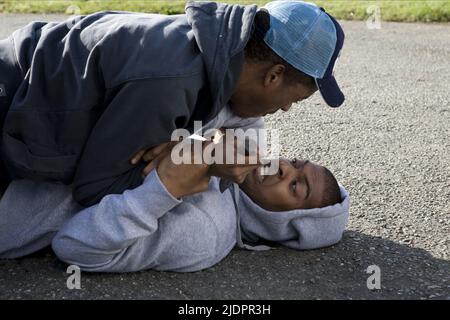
[157,171,185,199]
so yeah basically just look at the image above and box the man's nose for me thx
[281,103,292,112]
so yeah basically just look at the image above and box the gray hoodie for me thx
[0,164,350,273]
[0,1,258,207]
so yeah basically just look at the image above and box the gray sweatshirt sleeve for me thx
[52,169,227,273]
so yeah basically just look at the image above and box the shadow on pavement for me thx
[0,230,448,299]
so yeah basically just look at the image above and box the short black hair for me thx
[245,9,316,89]
[321,167,342,208]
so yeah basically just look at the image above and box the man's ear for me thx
[264,64,286,88]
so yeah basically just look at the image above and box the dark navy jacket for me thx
[0,1,257,206]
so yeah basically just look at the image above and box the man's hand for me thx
[207,132,263,184]
[208,162,261,184]
[155,142,211,199]
[130,129,264,194]
[130,142,173,177]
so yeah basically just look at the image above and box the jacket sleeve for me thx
[72,77,200,207]
[52,169,223,273]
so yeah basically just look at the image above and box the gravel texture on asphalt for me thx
[0,14,449,300]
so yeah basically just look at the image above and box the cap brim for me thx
[315,76,345,108]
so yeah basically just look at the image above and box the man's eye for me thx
[292,159,297,164]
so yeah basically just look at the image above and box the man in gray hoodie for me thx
[0,1,345,207]
[0,144,350,272]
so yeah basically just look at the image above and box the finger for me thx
[237,172,248,184]
[142,142,170,162]
[142,148,175,177]
[237,176,247,184]
[233,164,263,172]
[229,174,247,185]
[227,165,252,180]
[142,142,171,162]
[131,150,146,164]
[226,167,260,183]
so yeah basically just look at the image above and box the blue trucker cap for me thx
[263,1,345,107]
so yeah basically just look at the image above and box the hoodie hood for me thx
[232,183,350,250]
[185,1,257,118]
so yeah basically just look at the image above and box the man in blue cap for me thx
[0,1,345,206]
[230,1,345,118]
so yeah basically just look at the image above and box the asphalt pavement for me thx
[0,13,449,300]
